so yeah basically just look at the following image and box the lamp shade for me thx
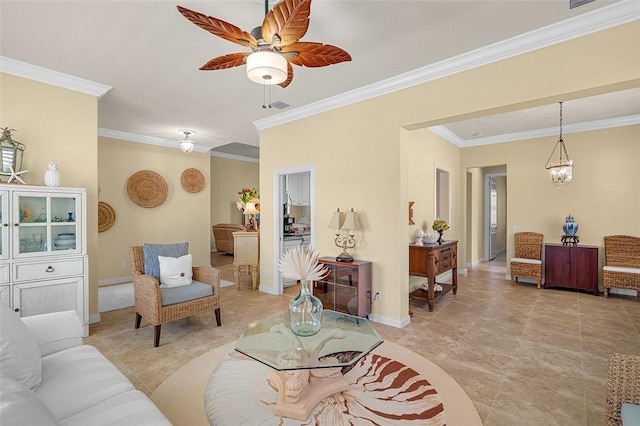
[327,211,344,230]
[246,51,287,85]
[341,211,360,231]
[243,202,259,215]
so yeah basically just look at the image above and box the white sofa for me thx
[0,305,170,425]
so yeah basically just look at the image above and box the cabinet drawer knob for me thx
[46,266,55,273]
[2,223,7,227]
[14,308,19,312]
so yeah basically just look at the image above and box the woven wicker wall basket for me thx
[98,201,116,233]
[126,170,168,208]
[181,168,205,193]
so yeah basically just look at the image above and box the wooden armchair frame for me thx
[130,246,221,347]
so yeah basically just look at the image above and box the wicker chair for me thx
[606,353,640,426]
[603,235,640,298]
[130,246,221,347]
[510,232,544,288]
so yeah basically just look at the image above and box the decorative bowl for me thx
[423,234,438,244]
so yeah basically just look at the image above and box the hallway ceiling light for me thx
[544,102,573,187]
[178,129,196,153]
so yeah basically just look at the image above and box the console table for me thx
[409,241,458,311]
[544,243,599,295]
[233,231,259,290]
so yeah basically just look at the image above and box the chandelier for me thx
[545,102,573,187]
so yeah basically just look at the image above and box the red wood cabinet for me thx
[544,244,599,295]
[312,257,372,317]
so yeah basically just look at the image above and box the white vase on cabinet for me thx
[44,162,61,187]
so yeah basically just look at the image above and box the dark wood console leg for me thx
[215,308,222,326]
[427,300,435,311]
[154,325,161,348]
[135,312,142,329]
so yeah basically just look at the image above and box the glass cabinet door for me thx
[0,191,9,260]
[12,192,81,258]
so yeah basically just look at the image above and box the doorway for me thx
[273,166,316,295]
[484,171,507,261]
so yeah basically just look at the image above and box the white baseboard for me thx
[98,276,132,287]
[368,312,410,328]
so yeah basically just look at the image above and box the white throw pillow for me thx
[158,254,193,288]
[0,376,60,425]
[0,304,42,391]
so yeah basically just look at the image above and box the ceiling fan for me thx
[176,0,351,88]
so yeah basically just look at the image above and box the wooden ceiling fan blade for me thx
[177,5,257,48]
[199,52,250,70]
[261,0,311,46]
[281,42,351,67]
[278,61,294,88]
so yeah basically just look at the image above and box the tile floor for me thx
[86,252,640,425]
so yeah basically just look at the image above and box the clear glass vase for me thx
[289,279,323,336]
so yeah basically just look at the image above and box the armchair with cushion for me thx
[510,232,544,288]
[606,353,640,426]
[130,243,221,347]
[212,223,245,254]
[603,235,640,298]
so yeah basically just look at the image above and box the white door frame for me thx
[272,165,316,295]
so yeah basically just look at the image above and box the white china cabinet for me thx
[0,184,88,335]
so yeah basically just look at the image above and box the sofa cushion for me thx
[0,376,60,426]
[622,403,640,426]
[160,280,213,306]
[143,242,188,281]
[511,258,542,265]
[61,390,171,426]
[158,254,193,288]
[0,304,42,391]
[36,345,134,420]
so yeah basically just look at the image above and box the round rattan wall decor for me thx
[126,170,168,208]
[98,201,116,233]
[180,168,206,193]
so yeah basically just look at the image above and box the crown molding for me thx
[98,128,212,153]
[431,114,640,147]
[0,56,112,98]
[209,151,259,163]
[254,0,639,132]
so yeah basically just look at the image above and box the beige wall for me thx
[1,73,100,317]
[259,21,640,327]
[467,168,485,265]
[97,137,211,282]
[209,156,259,250]
[462,126,640,276]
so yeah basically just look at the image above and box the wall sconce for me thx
[328,208,360,262]
[243,202,259,232]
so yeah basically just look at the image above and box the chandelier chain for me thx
[545,101,571,169]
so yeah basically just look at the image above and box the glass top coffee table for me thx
[234,310,382,420]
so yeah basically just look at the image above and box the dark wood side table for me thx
[313,257,372,317]
[409,241,458,311]
[544,243,599,295]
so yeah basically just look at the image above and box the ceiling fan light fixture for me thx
[178,129,196,153]
[246,51,287,85]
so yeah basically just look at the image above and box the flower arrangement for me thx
[278,246,328,281]
[236,187,260,211]
[432,219,449,232]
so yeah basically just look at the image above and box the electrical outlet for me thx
[374,291,381,301]
[513,226,519,233]
[120,260,126,269]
